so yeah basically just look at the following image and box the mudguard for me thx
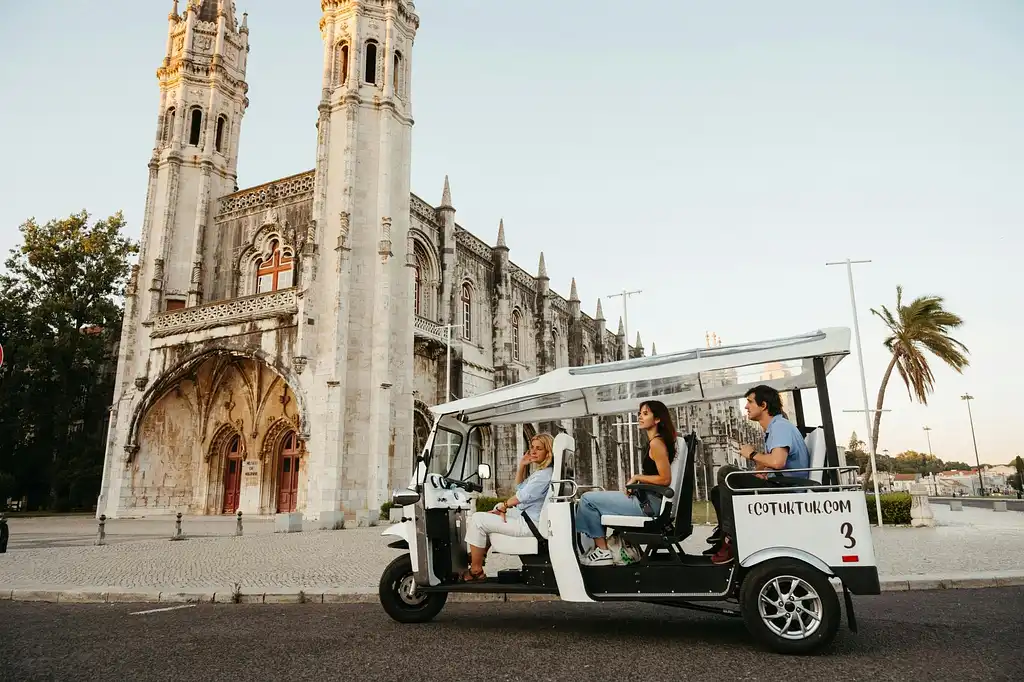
[381,520,418,571]
[740,547,835,577]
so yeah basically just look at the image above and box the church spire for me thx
[617,317,625,336]
[595,298,604,320]
[651,342,657,356]
[496,218,507,248]
[538,252,548,280]
[569,277,579,302]
[440,175,453,208]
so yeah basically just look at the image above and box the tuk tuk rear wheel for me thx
[739,558,840,655]
[378,554,447,624]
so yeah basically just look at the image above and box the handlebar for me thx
[443,477,483,494]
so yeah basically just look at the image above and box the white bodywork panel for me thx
[735,490,877,570]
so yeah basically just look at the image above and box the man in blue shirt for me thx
[708,385,813,565]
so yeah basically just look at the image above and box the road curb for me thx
[2,574,1021,605]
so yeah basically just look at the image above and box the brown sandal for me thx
[460,567,486,582]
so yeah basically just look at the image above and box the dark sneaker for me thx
[703,539,723,556]
[706,526,722,543]
[711,537,734,565]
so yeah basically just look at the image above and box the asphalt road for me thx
[2,589,1022,681]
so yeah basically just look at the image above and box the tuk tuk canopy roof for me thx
[430,327,851,425]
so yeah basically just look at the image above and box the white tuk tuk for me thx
[378,328,879,654]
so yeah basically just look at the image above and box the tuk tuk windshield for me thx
[426,426,464,477]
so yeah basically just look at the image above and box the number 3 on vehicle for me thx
[840,521,856,549]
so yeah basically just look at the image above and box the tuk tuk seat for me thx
[488,432,575,556]
[599,435,689,528]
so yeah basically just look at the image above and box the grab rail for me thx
[549,479,579,502]
[723,466,862,493]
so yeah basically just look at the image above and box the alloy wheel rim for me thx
[756,574,823,640]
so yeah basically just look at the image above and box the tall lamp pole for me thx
[961,394,984,496]
[923,425,936,495]
[607,288,642,484]
[827,258,883,526]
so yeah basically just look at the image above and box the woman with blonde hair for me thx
[461,433,555,582]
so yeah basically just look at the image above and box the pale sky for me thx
[0,1,1020,466]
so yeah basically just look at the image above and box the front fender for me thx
[740,547,835,578]
[381,520,418,572]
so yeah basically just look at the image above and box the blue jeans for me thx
[575,490,653,539]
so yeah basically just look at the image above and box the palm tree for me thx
[870,286,970,452]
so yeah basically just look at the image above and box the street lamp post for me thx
[961,394,984,496]
[923,425,936,495]
[827,258,883,527]
[607,288,642,487]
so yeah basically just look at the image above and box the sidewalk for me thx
[2,504,1022,604]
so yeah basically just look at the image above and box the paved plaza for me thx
[2,503,1022,600]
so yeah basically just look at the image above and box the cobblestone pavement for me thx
[1,503,1022,592]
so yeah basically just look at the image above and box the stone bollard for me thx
[950,499,963,511]
[910,488,936,528]
[170,511,187,541]
[95,514,106,546]
[236,510,243,536]
[0,513,8,554]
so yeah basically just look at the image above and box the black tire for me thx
[739,558,840,655]
[378,553,448,624]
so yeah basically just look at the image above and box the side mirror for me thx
[392,489,421,507]
[477,463,492,480]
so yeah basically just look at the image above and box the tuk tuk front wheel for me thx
[378,553,448,624]
[739,558,840,655]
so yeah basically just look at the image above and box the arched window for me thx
[364,40,378,84]
[551,328,559,368]
[393,51,403,94]
[511,310,521,362]
[461,283,472,341]
[414,264,422,316]
[188,107,203,146]
[215,115,228,153]
[255,239,294,293]
[163,107,176,144]
[336,43,350,85]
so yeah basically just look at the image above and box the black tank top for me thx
[641,435,674,476]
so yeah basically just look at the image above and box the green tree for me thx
[0,210,137,510]
[844,432,870,474]
[894,450,943,475]
[870,286,970,454]
[942,461,972,472]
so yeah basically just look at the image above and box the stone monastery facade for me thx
[97,0,643,526]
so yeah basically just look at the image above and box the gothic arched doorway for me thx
[276,431,301,513]
[222,434,244,514]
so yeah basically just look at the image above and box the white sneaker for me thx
[581,547,614,566]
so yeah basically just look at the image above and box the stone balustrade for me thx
[414,315,449,343]
[150,288,299,338]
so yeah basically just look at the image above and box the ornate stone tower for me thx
[145,0,250,313]
[97,0,250,517]
[304,0,421,525]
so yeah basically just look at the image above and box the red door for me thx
[277,432,301,513]
[223,435,243,514]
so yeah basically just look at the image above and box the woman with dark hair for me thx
[575,400,677,566]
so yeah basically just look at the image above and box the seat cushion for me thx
[489,534,539,555]
[601,514,649,528]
